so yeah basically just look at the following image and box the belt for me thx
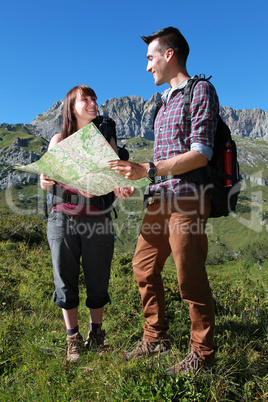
[154,175,178,183]
[51,185,106,210]
[52,193,106,209]
[143,175,180,209]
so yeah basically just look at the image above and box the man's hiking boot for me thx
[84,327,107,353]
[124,339,171,361]
[166,350,211,376]
[66,332,84,362]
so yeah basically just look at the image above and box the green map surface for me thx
[15,123,149,195]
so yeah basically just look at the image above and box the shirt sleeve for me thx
[189,81,219,161]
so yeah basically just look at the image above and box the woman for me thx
[40,85,118,362]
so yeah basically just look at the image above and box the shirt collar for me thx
[162,77,191,103]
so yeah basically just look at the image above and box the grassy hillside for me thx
[0,209,268,401]
[0,124,48,152]
[1,135,268,256]
[1,179,267,258]
[235,136,268,177]
[1,127,268,399]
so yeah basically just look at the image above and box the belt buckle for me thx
[70,194,79,205]
[152,191,162,204]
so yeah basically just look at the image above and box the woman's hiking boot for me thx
[66,332,84,362]
[84,327,107,353]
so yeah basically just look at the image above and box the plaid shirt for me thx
[151,78,219,197]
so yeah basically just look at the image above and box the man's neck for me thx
[169,72,190,88]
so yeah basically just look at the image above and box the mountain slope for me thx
[0,93,267,192]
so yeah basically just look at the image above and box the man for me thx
[109,27,218,375]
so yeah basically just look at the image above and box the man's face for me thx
[146,39,169,86]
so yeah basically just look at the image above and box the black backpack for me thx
[154,75,241,218]
[93,115,129,215]
[94,115,129,161]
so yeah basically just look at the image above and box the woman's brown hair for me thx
[61,85,97,139]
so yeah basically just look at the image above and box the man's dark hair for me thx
[141,26,189,66]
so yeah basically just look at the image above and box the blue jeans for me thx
[47,211,114,310]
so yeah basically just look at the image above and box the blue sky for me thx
[1,0,267,124]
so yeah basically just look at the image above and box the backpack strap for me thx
[100,117,112,144]
[152,75,212,126]
[184,75,212,120]
[94,115,117,145]
[152,101,163,130]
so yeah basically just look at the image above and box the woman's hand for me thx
[114,186,135,199]
[78,190,95,198]
[40,174,55,191]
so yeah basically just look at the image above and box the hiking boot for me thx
[166,350,210,376]
[66,332,84,362]
[124,340,171,361]
[84,327,107,352]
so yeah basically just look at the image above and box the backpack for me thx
[93,115,129,161]
[153,75,241,218]
[93,115,129,216]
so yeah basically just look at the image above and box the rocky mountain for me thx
[28,93,268,142]
[0,93,267,190]
[220,107,268,140]
[0,137,42,190]
[98,93,162,141]
[29,94,162,142]
[29,100,64,141]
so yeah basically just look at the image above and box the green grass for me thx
[119,137,154,163]
[0,210,268,401]
[0,173,267,256]
[0,124,48,152]
[1,134,268,400]
[0,183,46,216]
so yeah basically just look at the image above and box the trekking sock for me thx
[90,323,101,333]
[67,325,79,336]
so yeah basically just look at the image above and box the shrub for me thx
[240,240,268,263]
[0,209,46,244]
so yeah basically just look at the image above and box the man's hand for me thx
[108,160,148,181]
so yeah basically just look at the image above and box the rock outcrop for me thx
[29,100,64,141]
[220,106,268,140]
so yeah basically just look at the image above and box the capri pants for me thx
[47,210,114,310]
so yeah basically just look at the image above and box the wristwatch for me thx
[147,162,158,179]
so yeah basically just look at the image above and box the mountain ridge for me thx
[0,93,267,190]
[24,92,268,142]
